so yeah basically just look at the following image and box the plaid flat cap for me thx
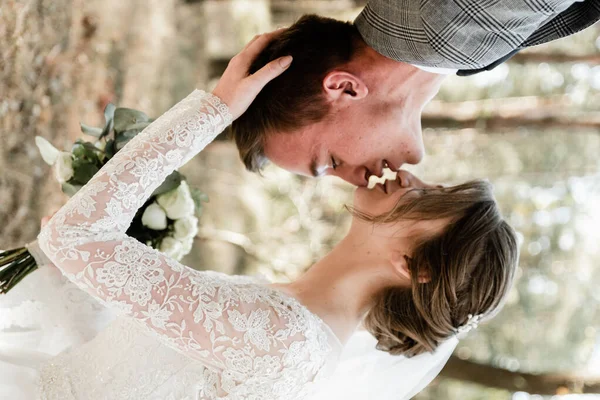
[355,0,600,74]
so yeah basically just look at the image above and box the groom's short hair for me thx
[231,15,363,172]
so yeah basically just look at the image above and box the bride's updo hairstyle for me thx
[355,180,519,357]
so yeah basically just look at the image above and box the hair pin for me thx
[454,313,482,336]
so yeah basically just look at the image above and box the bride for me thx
[0,30,518,399]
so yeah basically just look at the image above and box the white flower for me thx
[181,237,194,254]
[54,152,74,183]
[156,181,195,220]
[94,141,106,151]
[159,237,185,260]
[141,202,168,230]
[173,215,198,240]
[35,136,61,165]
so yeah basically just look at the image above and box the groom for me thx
[232,0,599,186]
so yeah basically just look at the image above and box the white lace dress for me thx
[24,90,343,399]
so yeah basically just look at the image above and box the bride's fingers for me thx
[41,216,51,228]
[241,34,263,52]
[248,55,292,91]
[41,211,58,228]
[211,28,290,119]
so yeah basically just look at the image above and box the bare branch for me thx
[423,97,600,131]
[440,356,600,395]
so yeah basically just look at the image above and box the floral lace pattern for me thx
[36,90,341,399]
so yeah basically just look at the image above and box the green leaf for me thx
[115,124,150,144]
[113,108,150,133]
[113,122,150,150]
[190,187,209,216]
[104,139,116,159]
[152,171,183,197]
[80,141,104,153]
[71,142,86,158]
[124,121,151,132]
[71,160,100,184]
[80,123,103,137]
[100,119,114,140]
[104,103,116,124]
[99,103,116,140]
[61,182,82,197]
[114,129,140,150]
[71,141,102,164]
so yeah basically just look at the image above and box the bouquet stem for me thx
[0,247,39,294]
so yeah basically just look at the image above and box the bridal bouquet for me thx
[0,103,208,294]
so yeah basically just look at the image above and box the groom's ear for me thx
[322,71,368,102]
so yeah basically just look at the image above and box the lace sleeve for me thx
[35,90,247,365]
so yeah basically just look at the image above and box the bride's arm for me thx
[36,32,292,365]
[37,88,232,275]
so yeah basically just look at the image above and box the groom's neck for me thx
[349,44,446,103]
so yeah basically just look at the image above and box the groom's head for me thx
[232,15,445,186]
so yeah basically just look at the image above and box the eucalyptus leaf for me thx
[99,103,116,140]
[72,160,100,184]
[152,171,183,197]
[79,141,104,153]
[80,123,103,137]
[114,108,150,133]
[124,121,151,132]
[104,139,116,159]
[114,130,138,150]
[198,192,209,203]
[61,182,82,197]
[72,141,101,163]
[71,142,86,158]
[190,187,209,216]
[191,188,209,204]
[104,103,116,124]
[100,118,114,140]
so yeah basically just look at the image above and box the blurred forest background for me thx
[1,0,599,399]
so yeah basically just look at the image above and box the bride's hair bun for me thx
[358,181,519,357]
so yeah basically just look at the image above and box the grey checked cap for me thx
[354,0,600,71]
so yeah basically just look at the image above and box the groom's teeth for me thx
[367,167,398,190]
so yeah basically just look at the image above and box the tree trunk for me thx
[439,356,600,395]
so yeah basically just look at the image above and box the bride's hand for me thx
[212,29,292,120]
[41,215,52,228]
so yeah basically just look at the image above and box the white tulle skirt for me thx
[0,266,116,399]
